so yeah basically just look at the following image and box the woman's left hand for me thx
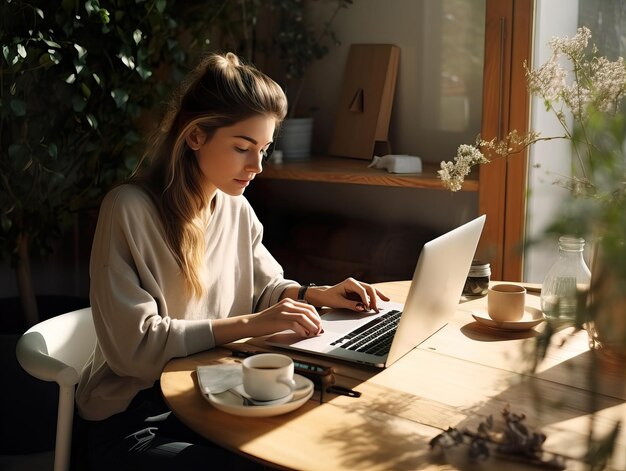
[305,278,390,313]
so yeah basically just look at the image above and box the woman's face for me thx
[188,114,276,197]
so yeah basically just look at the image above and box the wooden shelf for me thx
[258,156,479,191]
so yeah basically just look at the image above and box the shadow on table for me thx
[320,388,447,470]
[316,345,626,470]
[163,342,626,469]
[461,321,542,341]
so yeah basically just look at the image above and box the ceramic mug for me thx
[242,353,296,401]
[487,283,526,322]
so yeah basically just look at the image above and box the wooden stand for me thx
[329,44,400,160]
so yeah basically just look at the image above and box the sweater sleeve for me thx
[89,186,215,383]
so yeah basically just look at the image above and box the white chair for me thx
[16,307,96,471]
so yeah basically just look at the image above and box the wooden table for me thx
[160,281,626,470]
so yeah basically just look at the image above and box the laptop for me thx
[266,215,486,368]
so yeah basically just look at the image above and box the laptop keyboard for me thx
[330,310,402,356]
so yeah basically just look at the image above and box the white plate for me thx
[472,306,545,331]
[230,384,294,406]
[204,374,314,417]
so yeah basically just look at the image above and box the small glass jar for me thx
[463,260,491,297]
[540,236,591,321]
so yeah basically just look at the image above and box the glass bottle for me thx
[540,236,591,320]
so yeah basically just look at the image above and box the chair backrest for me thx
[16,307,96,471]
[17,307,96,386]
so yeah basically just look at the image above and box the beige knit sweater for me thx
[76,184,296,420]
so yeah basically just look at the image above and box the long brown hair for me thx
[133,52,287,297]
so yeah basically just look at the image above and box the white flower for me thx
[527,54,567,102]
[439,144,489,192]
[439,27,626,194]
[549,26,591,61]
[590,56,626,113]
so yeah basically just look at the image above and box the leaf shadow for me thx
[316,345,626,470]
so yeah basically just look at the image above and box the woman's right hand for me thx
[212,298,323,346]
[248,298,323,338]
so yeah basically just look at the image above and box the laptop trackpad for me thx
[266,328,344,350]
[266,309,382,350]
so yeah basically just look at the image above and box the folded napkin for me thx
[196,364,242,395]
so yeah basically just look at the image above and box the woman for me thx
[76,52,388,469]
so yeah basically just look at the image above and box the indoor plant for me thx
[438,26,626,468]
[0,0,232,328]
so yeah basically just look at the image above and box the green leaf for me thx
[10,99,26,117]
[86,113,98,129]
[43,38,61,48]
[118,50,135,69]
[48,143,58,159]
[81,82,91,98]
[16,44,27,59]
[2,45,10,63]
[74,44,87,59]
[133,29,143,45]
[111,89,129,108]
[84,0,98,14]
[99,8,110,23]
[135,65,152,80]
[156,0,167,13]
[48,49,61,65]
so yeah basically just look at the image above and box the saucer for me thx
[231,384,294,406]
[472,306,544,331]
[205,374,314,417]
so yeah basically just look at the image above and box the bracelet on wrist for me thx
[297,283,315,302]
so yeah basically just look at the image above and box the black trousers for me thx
[84,383,265,471]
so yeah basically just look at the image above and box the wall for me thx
[253,0,483,233]
[302,0,484,164]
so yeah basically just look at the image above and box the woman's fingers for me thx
[345,289,370,311]
[343,278,389,312]
[375,288,391,302]
[362,285,391,312]
[277,299,322,336]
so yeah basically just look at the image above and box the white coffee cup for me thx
[487,283,526,322]
[242,353,296,401]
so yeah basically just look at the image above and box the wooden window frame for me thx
[478,0,533,281]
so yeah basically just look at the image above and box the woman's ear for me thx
[185,126,206,151]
